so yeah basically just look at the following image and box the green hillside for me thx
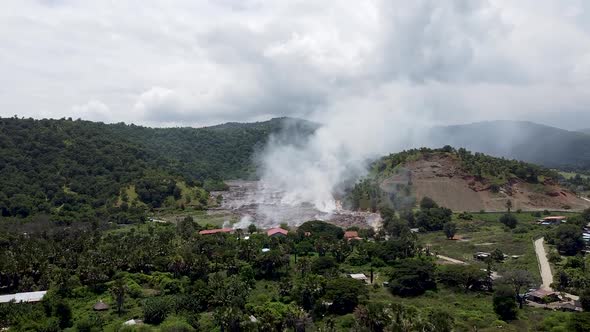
[0,117,311,222]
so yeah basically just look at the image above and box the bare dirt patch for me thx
[384,154,590,212]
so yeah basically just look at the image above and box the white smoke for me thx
[258,87,433,213]
[231,215,254,230]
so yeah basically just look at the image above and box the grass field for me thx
[417,212,559,283]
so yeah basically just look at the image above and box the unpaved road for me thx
[582,196,590,203]
[436,255,466,265]
[534,237,553,290]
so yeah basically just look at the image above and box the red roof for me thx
[199,228,234,235]
[267,228,288,236]
[344,231,361,240]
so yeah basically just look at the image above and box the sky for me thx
[1,0,590,129]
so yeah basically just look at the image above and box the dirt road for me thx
[534,237,553,290]
[436,255,466,265]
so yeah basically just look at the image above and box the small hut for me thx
[93,300,110,311]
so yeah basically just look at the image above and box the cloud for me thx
[0,0,589,128]
[71,100,110,121]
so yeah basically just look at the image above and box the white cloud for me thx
[0,0,589,128]
[71,100,110,121]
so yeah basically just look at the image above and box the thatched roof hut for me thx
[93,300,109,311]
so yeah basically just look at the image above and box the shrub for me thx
[499,214,518,229]
[143,296,174,325]
[388,258,436,297]
[493,286,517,321]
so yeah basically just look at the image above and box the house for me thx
[199,228,234,235]
[267,228,288,238]
[538,216,567,225]
[526,289,560,303]
[0,291,47,304]
[344,231,362,241]
[93,300,110,311]
[349,273,369,283]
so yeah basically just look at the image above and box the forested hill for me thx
[0,117,310,221]
[428,121,590,171]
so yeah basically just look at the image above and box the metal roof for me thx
[0,291,47,303]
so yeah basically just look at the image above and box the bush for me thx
[499,214,518,229]
[143,296,175,325]
[553,224,584,256]
[493,286,517,321]
[160,315,196,332]
[388,258,437,297]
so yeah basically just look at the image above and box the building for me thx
[93,300,110,311]
[538,216,567,225]
[199,228,234,235]
[344,231,362,241]
[267,228,288,238]
[0,291,47,304]
[526,289,559,303]
[349,273,369,283]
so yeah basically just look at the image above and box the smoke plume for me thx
[258,89,432,214]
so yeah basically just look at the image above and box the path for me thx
[436,255,466,265]
[582,196,590,203]
[534,237,553,290]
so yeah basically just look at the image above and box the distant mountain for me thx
[427,121,590,171]
[579,128,590,135]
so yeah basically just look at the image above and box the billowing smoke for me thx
[257,90,432,214]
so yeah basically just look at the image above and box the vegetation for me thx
[346,147,560,211]
[0,116,315,223]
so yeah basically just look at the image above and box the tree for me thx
[502,270,534,309]
[388,258,436,296]
[437,265,487,292]
[567,312,590,332]
[324,278,368,314]
[292,274,326,311]
[554,224,584,255]
[505,200,512,213]
[248,223,257,234]
[443,222,457,239]
[428,309,454,332]
[493,286,517,321]
[491,248,505,262]
[499,213,517,229]
[109,276,127,315]
[580,288,590,311]
[178,216,197,240]
[420,197,438,210]
[143,296,174,325]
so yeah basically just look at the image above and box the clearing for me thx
[384,153,590,212]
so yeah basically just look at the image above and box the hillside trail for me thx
[582,196,590,203]
[533,237,553,291]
